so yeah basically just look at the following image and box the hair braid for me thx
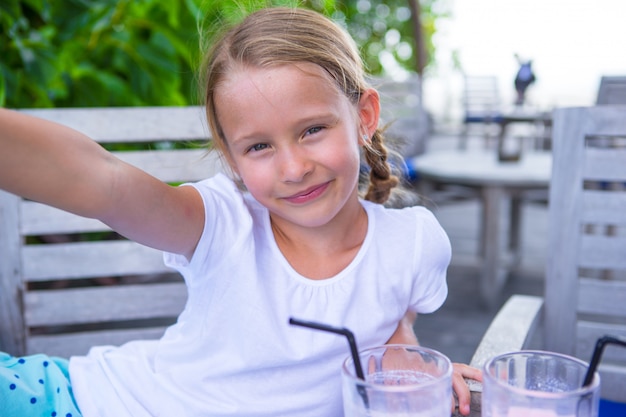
[363,130,400,204]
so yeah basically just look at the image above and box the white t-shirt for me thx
[70,173,450,417]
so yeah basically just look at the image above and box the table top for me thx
[411,149,552,187]
[500,108,552,124]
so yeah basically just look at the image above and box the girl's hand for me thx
[451,362,482,416]
[387,312,482,415]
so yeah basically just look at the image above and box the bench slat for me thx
[576,320,626,364]
[22,241,171,281]
[577,278,626,318]
[25,282,187,326]
[579,234,626,270]
[583,147,626,181]
[21,202,109,235]
[113,148,223,182]
[582,189,626,224]
[20,106,209,142]
[27,327,170,357]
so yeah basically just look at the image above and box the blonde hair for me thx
[200,7,408,205]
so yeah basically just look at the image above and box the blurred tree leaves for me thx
[1,0,203,108]
[0,0,448,108]
[332,0,445,76]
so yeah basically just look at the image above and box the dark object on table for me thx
[514,54,536,106]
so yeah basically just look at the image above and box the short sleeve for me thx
[409,208,451,314]
[163,174,253,285]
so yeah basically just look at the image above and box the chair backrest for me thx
[0,106,224,357]
[596,76,626,105]
[373,73,430,159]
[546,105,626,401]
[462,75,502,123]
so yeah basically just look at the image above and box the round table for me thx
[411,149,552,308]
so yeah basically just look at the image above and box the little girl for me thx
[0,7,480,416]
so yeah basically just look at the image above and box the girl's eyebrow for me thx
[296,112,339,127]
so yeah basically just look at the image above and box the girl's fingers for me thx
[451,363,483,416]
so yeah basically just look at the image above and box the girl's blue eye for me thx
[306,126,323,136]
[249,143,269,152]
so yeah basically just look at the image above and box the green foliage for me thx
[1,0,447,108]
[333,0,448,76]
[1,0,203,108]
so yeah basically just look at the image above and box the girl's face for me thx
[215,63,378,230]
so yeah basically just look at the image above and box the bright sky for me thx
[425,0,626,122]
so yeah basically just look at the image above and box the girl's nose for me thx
[278,145,313,183]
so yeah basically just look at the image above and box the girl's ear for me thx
[358,88,380,143]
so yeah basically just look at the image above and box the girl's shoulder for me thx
[192,172,239,196]
[363,201,449,248]
[363,200,438,226]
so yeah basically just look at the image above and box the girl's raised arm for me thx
[0,109,204,259]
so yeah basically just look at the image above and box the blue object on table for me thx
[600,399,626,417]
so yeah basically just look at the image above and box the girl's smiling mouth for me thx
[283,181,330,204]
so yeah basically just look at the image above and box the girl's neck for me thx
[270,202,368,280]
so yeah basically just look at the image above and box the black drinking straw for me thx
[289,317,370,408]
[582,335,626,387]
[289,317,366,380]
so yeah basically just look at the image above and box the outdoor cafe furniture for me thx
[495,73,626,154]
[410,149,552,309]
[596,75,626,105]
[458,75,503,150]
[496,107,553,153]
[463,106,626,414]
[542,105,626,403]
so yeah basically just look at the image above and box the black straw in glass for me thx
[289,317,370,409]
[289,317,365,380]
[582,335,626,387]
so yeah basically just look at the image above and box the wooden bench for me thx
[0,106,224,357]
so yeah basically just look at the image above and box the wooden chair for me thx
[0,106,224,357]
[465,106,626,414]
[458,75,503,150]
[373,73,430,161]
[596,76,626,105]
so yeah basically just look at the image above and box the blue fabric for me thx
[0,352,82,417]
[600,399,626,417]
[403,158,419,181]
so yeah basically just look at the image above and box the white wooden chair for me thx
[465,106,626,414]
[596,76,626,105]
[458,75,503,150]
[0,106,224,357]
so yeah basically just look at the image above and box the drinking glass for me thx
[482,350,600,417]
[341,344,452,417]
